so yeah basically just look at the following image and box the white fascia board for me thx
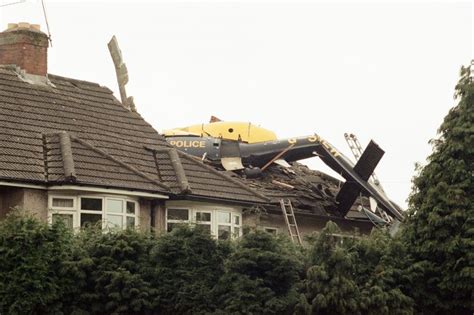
[47,185,169,199]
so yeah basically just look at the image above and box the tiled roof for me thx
[225,162,373,221]
[0,66,267,204]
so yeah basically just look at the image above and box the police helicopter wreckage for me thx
[163,116,404,224]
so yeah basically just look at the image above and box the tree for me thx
[215,230,302,314]
[352,230,413,315]
[402,64,474,313]
[297,222,413,315]
[0,210,73,314]
[61,228,155,314]
[296,222,361,315]
[147,225,228,314]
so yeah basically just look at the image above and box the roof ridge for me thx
[47,73,104,88]
[177,151,269,202]
[71,136,169,191]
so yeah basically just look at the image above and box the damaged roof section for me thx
[0,65,267,204]
[221,162,379,221]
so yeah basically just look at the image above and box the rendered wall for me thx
[138,199,151,232]
[22,188,48,221]
[244,211,373,238]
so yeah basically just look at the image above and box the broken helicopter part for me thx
[164,119,404,221]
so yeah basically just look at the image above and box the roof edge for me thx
[177,151,270,203]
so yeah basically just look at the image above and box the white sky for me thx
[1,0,472,208]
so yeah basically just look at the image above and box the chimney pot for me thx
[0,22,49,76]
[17,22,30,29]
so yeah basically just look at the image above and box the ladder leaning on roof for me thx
[280,199,302,245]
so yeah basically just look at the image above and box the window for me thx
[104,198,137,230]
[52,213,74,229]
[166,208,190,232]
[79,197,103,228]
[52,197,74,208]
[264,227,278,235]
[166,206,241,239]
[48,195,139,231]
[217,211,232,240]
[195,211,212,233]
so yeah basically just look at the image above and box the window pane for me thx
[52,213,73,229]
[107,199,123,213]
[81,198,102,211]
[52,198,74,208]
[126,217,135,228]
[80,213,102,228]
[196,212,211,222]
[126,201,136,214]
[233,215,240,225]
[234,227,241,237]
[167,222,181,232]
[167,209,189,221]
[196,224,211,233]
[218,225,231,240]
[106,214,123,228]
[217,212,231,224]
[264,228,277,235]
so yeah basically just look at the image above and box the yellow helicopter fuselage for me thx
[163,121,277,143]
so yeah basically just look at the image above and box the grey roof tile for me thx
[0,66,267,204]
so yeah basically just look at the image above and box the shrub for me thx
[215,230,301,314]
[0,210,73,314]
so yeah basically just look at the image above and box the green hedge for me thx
[1,210,472,314]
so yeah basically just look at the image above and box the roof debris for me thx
[212,161,374,221]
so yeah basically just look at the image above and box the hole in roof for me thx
[228,128,234,133]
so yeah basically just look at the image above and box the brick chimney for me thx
[0,23,49,76]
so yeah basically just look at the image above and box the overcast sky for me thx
[1,0,472,208]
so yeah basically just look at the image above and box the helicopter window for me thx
[228,128,234,133]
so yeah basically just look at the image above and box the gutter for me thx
[0,181,168,199]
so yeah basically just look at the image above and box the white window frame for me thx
[49,195,77,229]
[79,196,104,229]
[104,198,139,230]
[48,194,140,231]
[263,227,278,235]
[50,196,76,210]
[166,207,191,232]
[194,209,213,232]
[165,204,242,239]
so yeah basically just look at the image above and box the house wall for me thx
[0,187,374,237]
[0,186,160,232]
[23,188,48,221]
[153,201,166,234]
[0,188,48,220]
[139,199,152,232]
[243,211,373,239]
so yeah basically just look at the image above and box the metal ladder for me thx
[343,133,392,222]
[280,199,302,245]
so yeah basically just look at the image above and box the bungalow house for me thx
[0,23,379,240]
[0,22,270,240]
